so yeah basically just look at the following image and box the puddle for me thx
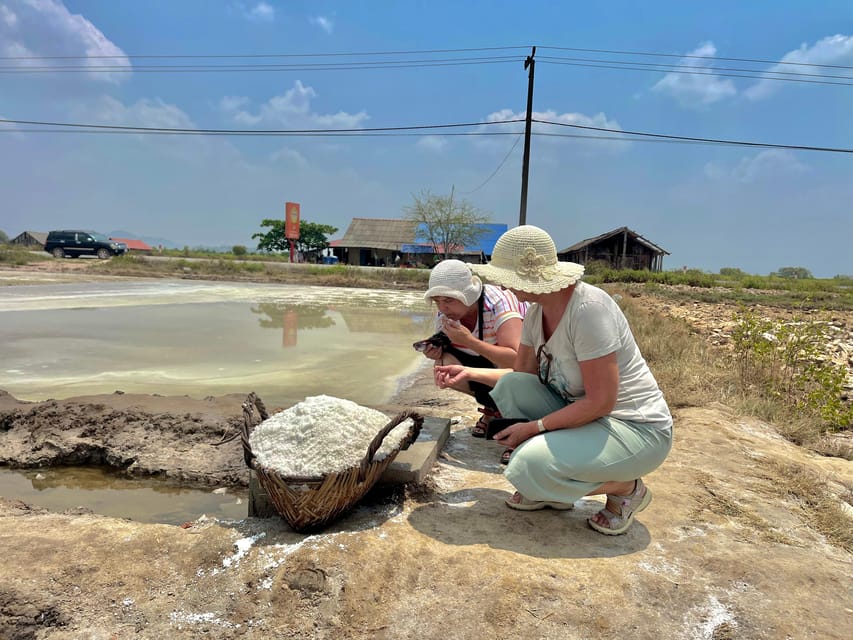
[0,467,248,525]
[0,280,434,407]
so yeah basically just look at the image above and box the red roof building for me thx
[109,237,153,254]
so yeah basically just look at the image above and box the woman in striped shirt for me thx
[418,260,527,457]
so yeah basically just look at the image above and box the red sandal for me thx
[472,406,501,438]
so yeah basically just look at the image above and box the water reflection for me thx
[250,302,336,331]
[0,467,247,525]
[0,280,434,407]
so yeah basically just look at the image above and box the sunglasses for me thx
[536,344,552,385]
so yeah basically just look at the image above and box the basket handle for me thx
[357,410,422,482]
[241,392,269,469]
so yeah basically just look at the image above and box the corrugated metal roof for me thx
[559,226,669,255]
[335,218,419,251]
[334,219,508,254]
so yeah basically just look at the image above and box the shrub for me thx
[731,306,853,432]
[232,245,247,256]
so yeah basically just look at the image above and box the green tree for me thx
[232,245,247,256]
[403,188,491,259]
[0,229,9,244]
[252,219,338,254]
[772,266,813,279]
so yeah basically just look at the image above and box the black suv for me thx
[44,230,128,259]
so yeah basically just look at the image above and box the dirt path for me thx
[1,267,851,639]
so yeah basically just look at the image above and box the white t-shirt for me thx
[520,281,671,426]
[435,284,527,357]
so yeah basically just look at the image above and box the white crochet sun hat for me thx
[424,259,483,306]
[471,225,584,294]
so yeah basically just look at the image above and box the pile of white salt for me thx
[249,395,414,477]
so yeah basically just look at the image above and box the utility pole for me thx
[518,46,536,226]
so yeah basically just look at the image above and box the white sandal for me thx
[587,479,652,535]
[505,491,574,511]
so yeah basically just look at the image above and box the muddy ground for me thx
[1,264,851,640]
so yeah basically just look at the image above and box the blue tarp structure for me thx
[401,223,507,255]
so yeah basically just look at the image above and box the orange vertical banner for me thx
[285,202,301,239]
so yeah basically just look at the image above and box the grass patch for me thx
[611,288,730,409]
[691,472,795,546]
[0,246,49,266]
[761,460,853,552]
[93,255,432,291]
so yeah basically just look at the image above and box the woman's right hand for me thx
[433,364,468,389]
[423,344,443,361]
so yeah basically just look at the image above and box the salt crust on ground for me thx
[249,395,413,477]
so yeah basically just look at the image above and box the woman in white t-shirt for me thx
[434,226,672,536]
[418,259,527,439]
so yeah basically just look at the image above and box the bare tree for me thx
[403,188,491,259]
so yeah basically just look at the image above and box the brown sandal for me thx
[472,406,501,438]
[500,448,514,464]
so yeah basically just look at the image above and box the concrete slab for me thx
[378,415,450,485]
[248,415,450,518]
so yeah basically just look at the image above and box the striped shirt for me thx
[434,284,528,356]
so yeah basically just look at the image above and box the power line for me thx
[538,55,853,82]
[3,115,851,153]
[538,45,853,71]
[0,117,524,134]
[5,43,848,72]
[539,59,853,88]
[0,55,526,74]
[459,134,523,194]
[533,118,853,154]
[0,128,754,147]
[0,45,532,61]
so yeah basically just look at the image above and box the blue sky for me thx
[1,1,851,276]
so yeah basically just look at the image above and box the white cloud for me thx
[2,4,18,27]
[0,114,24,139]
[652,42,737,108]
[244,2,275,22]
[416,136,448,152]
[228,81,369,129]
[745,34,853,100]
[70,96,243,163]
[0,0,130,82]
[82,96,197,130]
[481,108,629,153]
[269,147,308,166]
[310,15,334,34]
[704,150,809,183]
[219,96,250,112]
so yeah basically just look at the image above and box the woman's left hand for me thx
[493,421,537,449]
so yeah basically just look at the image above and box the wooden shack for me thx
[558,227,669,272]
[10,231,47,248]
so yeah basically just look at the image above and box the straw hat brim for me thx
[471,260,584,294]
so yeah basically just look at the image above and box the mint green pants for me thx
[491,372,672,504]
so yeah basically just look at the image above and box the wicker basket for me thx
[240,392,423,532]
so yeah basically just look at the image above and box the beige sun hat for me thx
[424,259,483,306]
[471,225,584,294]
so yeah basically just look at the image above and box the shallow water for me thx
[0,278,437,522]
[0,279,435,407]
[0,467,247,525]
